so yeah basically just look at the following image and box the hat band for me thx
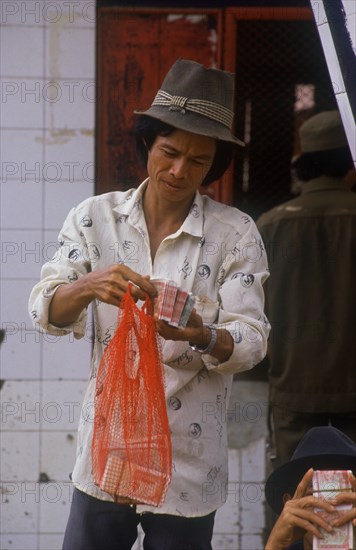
[151,90,234,130]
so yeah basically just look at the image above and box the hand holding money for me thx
[312,470,355,550]
[151,279,195,327]
[330,472,356,529]
[265,468,336,550]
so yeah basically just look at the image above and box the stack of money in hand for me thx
[151,279,196,327]
[312,469,353,550]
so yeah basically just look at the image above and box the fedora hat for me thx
[299,110,348,153]
[265,426,356,515]
[134,58,244,146]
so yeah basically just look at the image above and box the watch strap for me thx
[189,324,217,354]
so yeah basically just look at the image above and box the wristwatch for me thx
[189,324,217,354]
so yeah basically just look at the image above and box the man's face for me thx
[146,129,216,205]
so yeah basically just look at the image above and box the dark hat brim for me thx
[265,453,356,515]
[134,107,245,147]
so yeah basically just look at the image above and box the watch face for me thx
[189,342,204,353]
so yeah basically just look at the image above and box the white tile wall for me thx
[1,487,39,534]
[44,80,95,130]
[0,183,43,229]
[38,534,66,550]
[0,3,269,549]
[1,129,44,178]
[0,534,38,550]
[41,335,92,380]
[1,432,40,481]
[0,331,42,380]
[40,432,78,480]
[1,2,95,548]
[1,381,41,430]
[1,79,45,128]
[0,26,44,76]
[45,27,95,79]
[38,485,73,533]
[43,181,94,229]
[213,382,269,550]
[1,229,44,279]
[1,279,38,327]
[40,381,87,431]
[44,132,95,178]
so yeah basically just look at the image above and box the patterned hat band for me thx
[134,59,244,146]
[151,90,234,130]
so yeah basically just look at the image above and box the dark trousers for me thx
[270,405,356,468]
[62,488,215,550]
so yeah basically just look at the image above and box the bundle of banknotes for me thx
[100,434,171,506]
[151,279,196,327]
[312,469,353,550]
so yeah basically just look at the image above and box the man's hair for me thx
[135,115,235,187]
[294,147,353,181]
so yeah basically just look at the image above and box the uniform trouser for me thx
[62,488,216,550]
[270,405,356,469]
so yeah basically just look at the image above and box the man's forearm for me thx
[48,275,94,327]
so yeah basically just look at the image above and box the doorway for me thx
[96,6,336,220]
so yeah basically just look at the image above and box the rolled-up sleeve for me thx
[28,206,91,339]
[202,219,270,374]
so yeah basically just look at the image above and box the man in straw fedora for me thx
[29,58,270,549]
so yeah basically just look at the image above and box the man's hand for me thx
[330,472,356,528]
[155,308,204,344]
[84,265,156,307]
[155,309,234,363]
[48,265,156,327]
[265,468,336,550]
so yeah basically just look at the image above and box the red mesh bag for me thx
[92,284,172,506]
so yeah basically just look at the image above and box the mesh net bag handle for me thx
[92,283,172,506]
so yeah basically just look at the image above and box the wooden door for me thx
[96,6,337,215]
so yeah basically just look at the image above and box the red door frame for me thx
[96,6,314,204]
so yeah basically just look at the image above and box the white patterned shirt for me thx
[29,179,270,517]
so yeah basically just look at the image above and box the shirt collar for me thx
[113,179,204,238]
[112,179,148,219]
[180,190,204,238]
[301,176,350,195]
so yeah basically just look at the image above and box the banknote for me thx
[151,279,178,322]
[313,470,353,550]
[152,279,195,327]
